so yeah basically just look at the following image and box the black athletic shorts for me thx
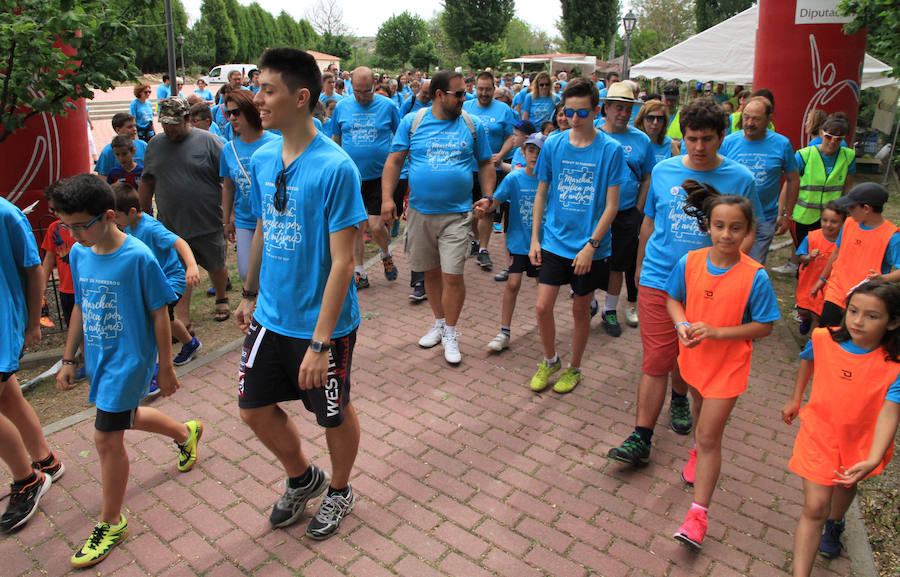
[538,249,610,297]
[167,293,184,322]
[819,300,845,328]
[610,207,642,272]
[60,292,75,327]
[508,253,540,278]
[471,172,483,204]
[95,408,137,432]
[238,320,355,428]
[360,178,383,216]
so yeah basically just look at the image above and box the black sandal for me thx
[214,298,230,322]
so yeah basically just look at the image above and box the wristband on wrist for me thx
[242,289,258,299]
[676,321,690,329]
[819,276,828,283]
[481,195,495,204]
[61,359,76,366]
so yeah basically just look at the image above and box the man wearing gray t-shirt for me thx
[138,97,230,326]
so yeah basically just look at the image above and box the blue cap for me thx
[524,132,546,149]
[514,119,536,134]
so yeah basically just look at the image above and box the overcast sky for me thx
[182,0,564,39]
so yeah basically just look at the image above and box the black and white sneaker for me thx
[269,465,329,528]
[306,485,355,540]
[0,471,51,532]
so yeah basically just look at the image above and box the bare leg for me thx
[175,284,192,328]
[535,283,560,359]
[0,414,33,480]
[325,403,359,489]
[793,480,833,577]
[172,319,192,345]
[570,293,592,367]
[132,407,188,443]
[368,216,389,255]
[500,273,523,328]
[210,267,229,302]
[607,271,623,305]
[692,396,738,507]
[424,268,444,320]
[671,364,689,396]
[441,273,466,327]
[635,373,669,429]
[828,484,858,522]
[240,405,309,478]
[0,375,51,463]
[477,217,491,251]
[95,430,128,524]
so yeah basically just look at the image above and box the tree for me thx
[695,0,753,32]
[200,0,237,64]
[632,0,694,49]
[504,18,552,59]
[560,0,619,56]
[376,12,428,69]
[0,0,150,143]
[840,0,900,75]
[463,41,505,70]
[306,0,350,36]
[442,0,515,55]
[315,32,352,60]
[409,40,439,71]
[109,0,188,72]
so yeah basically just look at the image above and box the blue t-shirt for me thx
[249,133,366,339]
[0,198,41,373]
[796,146,857,177]
[130,99,155,129]
[640,156,759,291]
[494,168,541,255]
[400,96,429,117]
[602,127,655,210]
[665,252,781,324]
[462,99,516,165]
[835,222,900,274]
[213,104,229,133]
[156,84,170,100]
[220,131,281,229]
[125,213,186,297]
[799,338,900,402]
[209,122,229,144]
[106,163,143,188]
[319,92,343,104]
[650,137,674,166]
[331,94,401,181]
[465,90,475,101]
[510,147,526,170]
[537,130,629,260]
[94,139,148,176]
[71,236,175,411]
[720,130,797,220]
[194,89,214,102]
[513,89,528,111]
[391,108,492,215]
[522,93,557,126]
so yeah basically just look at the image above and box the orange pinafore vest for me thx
[796,229,836,315]
[824,220,897,308]
[678,248,763,399]
[789,328,899,485]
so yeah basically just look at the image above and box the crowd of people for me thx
[2,47,899,577]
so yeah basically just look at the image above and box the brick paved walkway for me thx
[8,243,866,576]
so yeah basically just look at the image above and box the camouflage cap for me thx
[158,96,190,124]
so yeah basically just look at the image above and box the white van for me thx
[200,64,257,85]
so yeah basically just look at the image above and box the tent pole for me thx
[883,100,899,186]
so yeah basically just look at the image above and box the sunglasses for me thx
[442,89,467,99]
[60,213,102,232]
[539,83,550,87]
[563,108,591,118]
[645,115,666,123]
[274,169,288,212]
[822,131,845,141]
[142,90,151,94]
[225,108,242,118]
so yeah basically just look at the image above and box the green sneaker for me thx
[607,432,651,466]
[669,395,693,435]
[553,367,583,394]
[530,359,561,391]
[177,420,203,472]
[71,515,128,568]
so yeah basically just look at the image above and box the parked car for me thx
[200,64,257,85]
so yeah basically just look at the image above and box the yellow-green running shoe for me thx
[530,359,561,392]
[177,420,203,472]
[553,367,583,394]
[71,515,128,568]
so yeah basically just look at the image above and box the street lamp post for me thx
[177,34,185,83]
[436,42,442,71]
[622,10,637,79]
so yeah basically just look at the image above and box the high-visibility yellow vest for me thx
[792,146,854,225]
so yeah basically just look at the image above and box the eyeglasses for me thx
[539,83,550,87]
[822,132,845,141]
[60,213,102,232]
[225,108,242,118]
[645,115,666,123]
[563,108,591,118]
[274,169,288,212]
[142,90,151,94]
[442,90,467,99]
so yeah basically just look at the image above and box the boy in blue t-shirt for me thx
[529,78,627,395]
[51,174,203,568]
[474,133,546,352]
[111,182,203,373]
[105,135,143,189]
[0,196,64,534]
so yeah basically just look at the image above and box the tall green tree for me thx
[109,0,188,71]
[442,0,515,54]
[464,41,505,70]
[632,0,694,48]
[560,0,619,55]
[376,12,428,69]
[223,0,251,61]
[695,0,753,32]
[840,0,900,75]
[409,40,439,72]
[0,0,152,143]
[316,32,352,60]
[201,0,237,63]
[504,18,552,59]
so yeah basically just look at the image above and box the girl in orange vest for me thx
[665,180,780,548]
[782,280,900,576]
[795,202,845,335]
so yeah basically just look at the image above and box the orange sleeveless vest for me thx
[796,229,836,315]
[796,328,898,478]
[824,220,897,307]
[678,248,763,398]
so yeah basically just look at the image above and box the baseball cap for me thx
[663,85,679,99]
[524,132,546,149]
[159,97,190,124]
[514,119,536,134]
[834,182,889,209]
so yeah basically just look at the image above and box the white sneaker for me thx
[626,305,639,327]
[418,325,443,348]
[770,261,799,275]
[442,331,461,364]
[486,332,510,352]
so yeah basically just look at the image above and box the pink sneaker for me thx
[674,507,708,548]
[682,447,697,485]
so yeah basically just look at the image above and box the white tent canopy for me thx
[503,54,597,76]
[630,4,895,90]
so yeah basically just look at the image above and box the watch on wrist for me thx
[588,238,600,249]
[309,339,332,353]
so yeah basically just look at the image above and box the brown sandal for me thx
[214,298,230,322]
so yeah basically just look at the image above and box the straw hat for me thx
[600,82,639,104]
